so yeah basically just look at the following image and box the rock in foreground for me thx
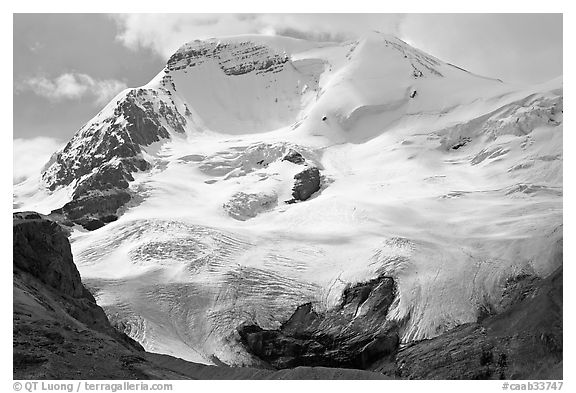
[237,266,562,380]
[238,275,399,369]
[289,167,321,202]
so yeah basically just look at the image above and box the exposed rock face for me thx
[71,163,145,199]
[42,88,186,192]
[167,40,289,76]
[381,268,563,380]
[451,136,472,150]
[51,190,130,230]
[13,212,85,298]
[282,149,306,164]
[238,275,399,369]
[289,167,321,202]
[116,88,186,141]
[41,87,188,230]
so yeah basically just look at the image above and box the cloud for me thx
[17,73,128,105]
[269,27,350,43]
[13,137,63,184]
[110,13,561,84]
[111,14,404,58]
[111,14,244,58]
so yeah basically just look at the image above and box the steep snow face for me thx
[154,37,326,134]
[14,33,562,366]
[286,33,509,144]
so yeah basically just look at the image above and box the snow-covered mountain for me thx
[14,32,562,368]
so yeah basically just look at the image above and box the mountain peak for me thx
[36,31,514,211]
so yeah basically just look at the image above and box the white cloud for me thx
[112,14,241,58]
[13,137,63,184]
[110,13,562,84]
[18,73,128,105]
[111,14,404,58]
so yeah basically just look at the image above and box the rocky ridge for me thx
[167,40,290,76]
[41,87,189,230]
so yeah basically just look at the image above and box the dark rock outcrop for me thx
[282,149,306,164]
[289,167,321,202]
[167,40,289,76]
[42,88,185,192]
[116,89,186,141]
[451,136,472,150]
[382,268,563,380]
[51,189,130,230]
[14,212,86,298]
[41,87,188,231]
[238,275,399,369]
[71,162,146,200]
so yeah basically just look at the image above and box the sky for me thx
[12,13,563,183]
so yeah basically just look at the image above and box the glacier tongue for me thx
[15,33,563,366]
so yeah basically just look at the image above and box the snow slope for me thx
[14,33,563,365]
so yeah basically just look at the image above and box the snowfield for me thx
[14,33,563,366]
